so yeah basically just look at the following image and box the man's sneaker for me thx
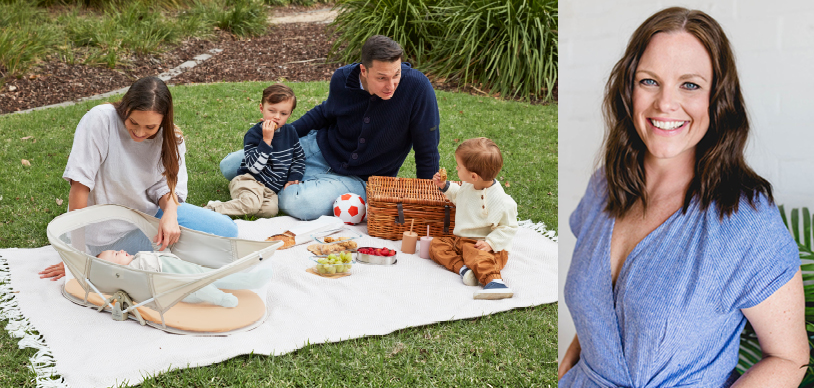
[205,200,222,209]
[473,280,513,300]
[460,267,478,286]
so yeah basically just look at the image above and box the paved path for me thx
[270,8,337,24]
[10,7,338,115]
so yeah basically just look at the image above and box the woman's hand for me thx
[432,172,446,189]
[261,119,277,145]
[558,334,582,380]
[156,192,181,251]
[284,180,300,189]
[39,262,65,281]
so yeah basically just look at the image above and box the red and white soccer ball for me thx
[333,193,367,224]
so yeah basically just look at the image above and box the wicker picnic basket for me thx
[365,176,460,241]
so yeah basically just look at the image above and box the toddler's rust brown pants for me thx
[429,236,508,285]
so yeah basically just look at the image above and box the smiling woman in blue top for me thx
[560,7,807,388]
[219,35,441,220]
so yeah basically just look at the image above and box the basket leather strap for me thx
[396,203,405,224]
[444,205,451,234]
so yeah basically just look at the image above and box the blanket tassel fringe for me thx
[0,219,554,387]
[0,255,69,388]
[518,219,558,242]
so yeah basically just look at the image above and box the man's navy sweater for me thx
[237,122,305,193]
[290,62,440,180]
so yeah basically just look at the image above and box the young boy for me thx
[205,84,305,217]
[431,137,518,300]
[97,250,273,307]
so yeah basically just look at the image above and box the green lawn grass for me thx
[0,81,557,387]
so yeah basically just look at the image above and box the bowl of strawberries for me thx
[357,246,398,265]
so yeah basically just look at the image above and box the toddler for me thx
[97,250,273,307]
[205,84,305,217]
[431,137,518,299]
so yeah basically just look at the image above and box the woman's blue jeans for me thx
[219,130,367,220]
[89,203,238,256]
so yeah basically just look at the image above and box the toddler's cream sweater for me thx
[443,181,518,252]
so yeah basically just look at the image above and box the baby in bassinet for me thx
[97,250,273,307]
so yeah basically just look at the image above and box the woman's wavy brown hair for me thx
[114,76,183,204]
[602,7,771,220]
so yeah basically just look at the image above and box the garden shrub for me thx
[211,0,268,37]
[329,0,558,102]
[0,1,56,80]
[330,0,439,66]
[424,0,557,102]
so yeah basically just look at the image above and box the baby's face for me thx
[97,250,134,266]
[454,153,477,185]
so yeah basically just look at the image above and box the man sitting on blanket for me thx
[218,35,441,220]
[97,250,273,307]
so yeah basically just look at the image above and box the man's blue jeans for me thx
[219,130,367,220]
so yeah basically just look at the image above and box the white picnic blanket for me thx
[0,217,557,388]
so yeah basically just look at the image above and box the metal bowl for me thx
[356,247,398,265]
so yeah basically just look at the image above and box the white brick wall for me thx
[559,0,814,362]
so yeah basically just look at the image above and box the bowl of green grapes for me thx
[311,251,355,276]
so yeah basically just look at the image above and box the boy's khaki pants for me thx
[206,174,278,218]
[429,236,508,285]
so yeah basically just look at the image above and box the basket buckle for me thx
[396,203,405,224]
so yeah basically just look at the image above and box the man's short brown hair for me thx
[455,137,503,182]
[361,35,403,68]
[261,83,297,111]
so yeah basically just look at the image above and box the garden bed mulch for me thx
[0,22,337,115]
[0,13,554,115]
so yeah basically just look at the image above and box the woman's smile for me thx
[647,118,689,136]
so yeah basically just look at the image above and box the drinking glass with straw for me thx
[419,224,433,259]
[401,219,417,254]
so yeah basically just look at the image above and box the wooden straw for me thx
[409,219,415,233]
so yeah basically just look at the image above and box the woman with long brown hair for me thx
[39,76,238,281]
[559,8,806,387]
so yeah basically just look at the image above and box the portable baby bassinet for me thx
[46,204,283,335]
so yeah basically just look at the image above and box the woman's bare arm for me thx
[559,334,582,380]
[734,270,807,387]
[155,192,180,251]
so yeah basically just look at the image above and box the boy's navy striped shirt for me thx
[237,122,305,193]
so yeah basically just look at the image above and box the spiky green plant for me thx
[3,0,204,9]
[422,0,557,102]
[211,0,268,37]
[739,206,814,386]
[0,26,49,80]
[114,2,180,55]
[63,2,183,67]
[329,0,439,66]
[0,0,45,26]
[329,0,557,102]
[0,1,56,80]
[175,0,221,38]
